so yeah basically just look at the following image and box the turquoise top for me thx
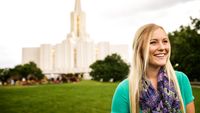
[111,71,194,113]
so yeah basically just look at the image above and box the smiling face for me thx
[148,28,170,68]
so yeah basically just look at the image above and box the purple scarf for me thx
[139,68,181,113]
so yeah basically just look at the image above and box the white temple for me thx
[22,0,129,79]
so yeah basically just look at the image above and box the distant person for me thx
[111,24,195,113]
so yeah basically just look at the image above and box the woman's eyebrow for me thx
[151,36,168,40]
[150,38,158,41]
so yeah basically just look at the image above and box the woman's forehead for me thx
[151,28,167,38]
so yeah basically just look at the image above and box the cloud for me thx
[140,0,192,11]
[0,0,199,68]
[93,0,195,19]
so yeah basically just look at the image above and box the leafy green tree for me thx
[0,62,44,84]
[90,53,130,82]
[20,62,44,80]
[169,17,200,81]
[7,67,22,81]
[0,68,11,84]
[0,68,4,81]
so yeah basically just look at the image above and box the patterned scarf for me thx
[139,68,181,113]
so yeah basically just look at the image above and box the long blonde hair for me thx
[128,23,185,113]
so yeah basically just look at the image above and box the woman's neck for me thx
[146,66,161,79]
[146,66,161,90]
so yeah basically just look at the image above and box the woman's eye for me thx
[150,41,156,44]
[163,40,168,43]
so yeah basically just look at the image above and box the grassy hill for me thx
[0,80,199,113]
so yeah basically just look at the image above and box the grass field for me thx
[192,87,200,112]
[0,80,199,113]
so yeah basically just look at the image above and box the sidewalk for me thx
[191,82,200,88]
[192,85,200,88]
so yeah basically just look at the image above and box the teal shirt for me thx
[111,71,194,113]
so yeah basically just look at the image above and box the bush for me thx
[90,53,129,82]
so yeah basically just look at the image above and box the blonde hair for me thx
[128,23,185,113]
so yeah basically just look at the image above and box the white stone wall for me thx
[70,11,86,37]
[22,47,40,66]
[22,42,129,76]
[96,42,110,60]
[75,38,95,73]
[54,43,64,73]
[64,38,76,73]
[85,40,96,69]
[39,44,53,73]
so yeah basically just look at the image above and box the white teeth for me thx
[155,54,164,57]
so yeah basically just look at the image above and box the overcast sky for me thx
[0,0,200,68]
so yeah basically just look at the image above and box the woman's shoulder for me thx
[175,70,189,82]
[111,79,130,113]
[174,70,194,106]
[119,79,129,86]
[175,70,191,91]
[114,79,129,95]
[117,79,129,90]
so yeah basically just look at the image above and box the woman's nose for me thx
[158,42,165,50]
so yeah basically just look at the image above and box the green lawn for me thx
[0,80,199,113]
[193,87,200,112]
[0,81,117,113]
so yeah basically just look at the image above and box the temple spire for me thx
[75,0,81,12]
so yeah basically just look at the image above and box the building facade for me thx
[22,0,129,79]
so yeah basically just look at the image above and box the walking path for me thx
[191,82,200,88]
[192,85,200,88]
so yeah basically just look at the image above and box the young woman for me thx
[111,24,195,113]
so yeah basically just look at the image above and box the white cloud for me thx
[0,0,200,68]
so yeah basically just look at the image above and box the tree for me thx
[168,17,200,81]
[20,62,44,80]
[0,62,44,84]
[0,68,11,84]
[7,67,22,81]
[90,53,130,82]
